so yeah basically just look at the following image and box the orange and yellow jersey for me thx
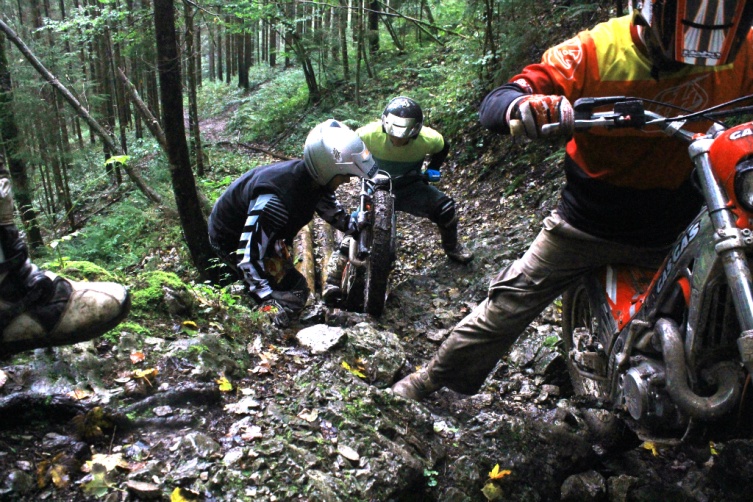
[480,15,753,246]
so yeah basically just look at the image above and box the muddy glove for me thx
[507,94,574,139]
[258,299,291,328]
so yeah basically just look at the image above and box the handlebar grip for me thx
[509,119,525,137]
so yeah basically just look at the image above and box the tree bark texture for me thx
[153,0,217,282]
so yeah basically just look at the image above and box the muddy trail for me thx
[2,110,753,501]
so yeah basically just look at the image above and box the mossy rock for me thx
[131,271,194,318]
[44,260,119,282]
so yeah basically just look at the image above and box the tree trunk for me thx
[183,1,204,175]
[338,0,349,80]
[368,1,380,54]
[153,0,217,282]
[0,32,44,248]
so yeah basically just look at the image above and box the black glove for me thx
[258,299,291,328]
[269,289,308,313]
[349,210,371,234]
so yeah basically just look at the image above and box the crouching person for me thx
[207,120,376,328]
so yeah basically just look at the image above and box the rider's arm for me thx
[426,139,450,171]
[236,193,288,302]
[316,192,358,235]
[480,33,590,135]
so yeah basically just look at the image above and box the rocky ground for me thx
[2,121,753,501]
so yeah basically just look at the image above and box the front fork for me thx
[691,138,753,374]
[349,179,375,267]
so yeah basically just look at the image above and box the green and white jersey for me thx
[356,121,445,177]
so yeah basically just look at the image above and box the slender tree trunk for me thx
[183,1,204,175]
[339,0,349,80]
[0,32,43,247]
[368,1,380,54]
[153,0,216,282]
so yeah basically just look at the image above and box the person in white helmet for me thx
[208,120,376,328]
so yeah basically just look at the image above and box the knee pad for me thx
[431,197,457,229]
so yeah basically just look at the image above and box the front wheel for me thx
[363,190,395,316]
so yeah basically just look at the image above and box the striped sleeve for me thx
[237,193,289,301]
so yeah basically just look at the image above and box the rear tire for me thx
[561,282,608,397]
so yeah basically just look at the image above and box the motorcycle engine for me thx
[620,357,684,430]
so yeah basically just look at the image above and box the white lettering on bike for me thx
[657,220,701,293]
[730,128,753,141]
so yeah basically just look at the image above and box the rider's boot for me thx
[0,172,130,358]
[392,367,441,401]
[439,219,474,264]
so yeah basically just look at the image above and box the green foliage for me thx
[48,200,178,271]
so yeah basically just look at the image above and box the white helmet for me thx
[303,119,377,186]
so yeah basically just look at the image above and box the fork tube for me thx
[691,139,753,332]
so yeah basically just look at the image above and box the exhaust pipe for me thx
[655,318,742,420]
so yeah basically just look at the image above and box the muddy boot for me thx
[392,368,441,401]
[439,220,474,264]
[0,174,130,358]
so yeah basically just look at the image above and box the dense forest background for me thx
[0,0,619,279]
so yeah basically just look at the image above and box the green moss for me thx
[43,260,120,282]
[131,270,190,317]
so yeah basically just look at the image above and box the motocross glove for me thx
[349,210,371,233]
[507,94,574,139]
[424,169,441,182]
[258,299,291,328]
[269,289,308,314]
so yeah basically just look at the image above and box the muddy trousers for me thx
[426,211,670,395]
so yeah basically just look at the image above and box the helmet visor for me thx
[383,114,421,138]
[676,0,751,65]
[338,145,377,179]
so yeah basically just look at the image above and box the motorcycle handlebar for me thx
[509,95,753,143]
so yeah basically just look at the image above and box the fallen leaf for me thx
[710,441,718,456]
[84,453,129,473]
[488,464,511,480]
[482,481,504,501]
[216,376,233,392]
[341,361,366,379]
[130,351,145,364]
[171,486,202,501]
[68,389,92,400]
[132,368,158,386]
[82,463,111,497]
[642,441,659,457]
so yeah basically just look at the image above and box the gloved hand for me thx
[349,210,371,233]
[270,289,307,313]
[424,169,441,182]
[258,299,291,328]
[508,94,574,139]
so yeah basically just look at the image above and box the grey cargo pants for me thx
[427,210,670,395]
